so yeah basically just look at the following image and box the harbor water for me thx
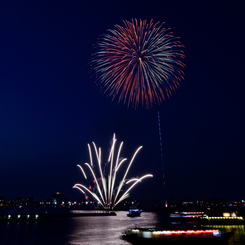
[0,211,244,244]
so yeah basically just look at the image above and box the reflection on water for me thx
[68,211,159,245]
[203,225,245,245]
[0,211,244,245]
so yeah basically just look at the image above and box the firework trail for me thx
[158,110,167,206]
[73,134,153,209]
[91,19,185,109]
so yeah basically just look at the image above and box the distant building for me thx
[49,192,66,206]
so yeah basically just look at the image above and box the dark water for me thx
[0,211,244,245]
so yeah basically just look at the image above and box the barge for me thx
[170,211,206,222]
[0,210,116,222]
[200,215,244,225]
[0,213,49,222]
[122,227,232,244]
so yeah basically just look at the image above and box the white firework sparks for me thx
[73,134,153,209]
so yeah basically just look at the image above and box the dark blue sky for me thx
[0,0,244,202]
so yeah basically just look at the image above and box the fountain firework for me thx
[73,134,153,209]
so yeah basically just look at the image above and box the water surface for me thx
[0,211,244,244]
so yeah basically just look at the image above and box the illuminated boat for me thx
[0,213,50,222]
[127,208,142,217]
[122,227,231,244]
[200,212,244,225]
[170,211,207,222]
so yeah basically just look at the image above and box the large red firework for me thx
[91,19,185,109]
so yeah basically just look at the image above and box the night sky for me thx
[0,0,244,202]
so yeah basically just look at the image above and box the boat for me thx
[122,227,233,244]
[0,210,117,222]
[0,213,50,222]
[199,212,244,225]
[127,208,142,217]
[170,210,244,225]
[170,211,207,222]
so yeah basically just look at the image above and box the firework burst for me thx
[91,19,185,109]
[73,134,153,209]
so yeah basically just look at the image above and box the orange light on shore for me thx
[223,213,230,217]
